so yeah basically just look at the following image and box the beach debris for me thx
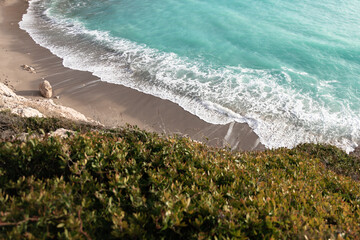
[21,64,36,73]
[39,80,53,98]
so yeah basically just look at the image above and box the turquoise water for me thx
[20,0,360,151]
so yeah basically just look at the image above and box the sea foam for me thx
[20,0,360,152]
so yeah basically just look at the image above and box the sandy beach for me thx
[0,0,264,151]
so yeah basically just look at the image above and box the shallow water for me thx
[20,0,360,152]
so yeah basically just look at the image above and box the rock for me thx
[39,80,53,98]
[11,107,44,118]
[15,133,29,142]
[13,132,39,142]
[21,64,36,73]
[0,82,101,125]
[50,128,75,138]
[0,82,17,98]
[350,146,360,158]
[55,95,60,99]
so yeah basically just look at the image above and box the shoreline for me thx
[0,0,265,151]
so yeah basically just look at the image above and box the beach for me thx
[0,0,265,151]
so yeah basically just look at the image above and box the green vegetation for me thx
[1,112,360,239]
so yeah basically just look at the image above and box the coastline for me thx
[0,0,265,151]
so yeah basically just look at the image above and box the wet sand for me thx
[0,0,265,151]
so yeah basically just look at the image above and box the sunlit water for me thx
[20,0,360,152]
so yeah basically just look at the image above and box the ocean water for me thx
[20,0,360,152]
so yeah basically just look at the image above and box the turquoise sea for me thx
[20,0,360,152]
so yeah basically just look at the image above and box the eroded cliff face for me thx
[0,82,98,123]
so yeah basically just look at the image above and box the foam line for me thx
[20,0,360,152]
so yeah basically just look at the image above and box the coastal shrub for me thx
[295,143,360,180]
[1,126,360,239]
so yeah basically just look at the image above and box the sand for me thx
[0,0,265,151]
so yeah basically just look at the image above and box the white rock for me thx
[0,82,100,125]
[39,80,53,98]
[50,128,75,138]
[11,107,44,118]
[0,83,18,98]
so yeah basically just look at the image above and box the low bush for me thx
[1,121,360,239]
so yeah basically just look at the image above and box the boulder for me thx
[21,64,36,73]
[39,80,53,98]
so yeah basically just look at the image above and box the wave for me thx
[20,0,360,152]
